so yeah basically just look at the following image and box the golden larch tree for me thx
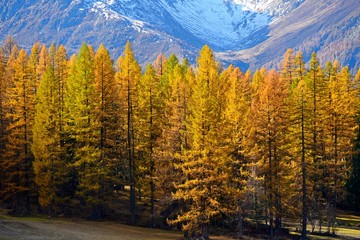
[93,43,120,211]
[32,63,70,215]
[64,43,102,219]
[170,45,225,239]
[2,49,35,215]
[115,41,142,224]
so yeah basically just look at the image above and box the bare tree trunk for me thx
[149,87,155,228]
[128,71,136,224]
[202,224,209,240]
[238,204,243,239]
[301,93,308,240]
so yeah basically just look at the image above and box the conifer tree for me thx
[137,64,162,227]
[306,52,327,231]
[32,65,69,215]
[348,68,360,211]
[0,45,19,189]
[2,35,17,58]
[65,43,102,218]
[220,65,251,238]
[27,42,41,93]
[157,61,192,226]
[294,51,306,85]
[288,51,312,238]
[0,49,6,193]
[242,69,265,229]
[32,44,70,216]
[251,67,266,98]
[153,53,167,77]
[37,44,51,82]
[54,45,69,139]
[27,42,41,134]
[324,65,356,233]
[170,46,225,239]
[246,67,268,228]
[281,49,295,85]
[115,41,141,224]
[2,49,35,214]
[93,43,119,209]
[0,49,6,152]
[248,69,291,239]
[158,54,179,114]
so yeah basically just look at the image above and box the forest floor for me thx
[0,209,231,240]
[0,208,360,240]
[0,214,183,240]
[283,210,360,239]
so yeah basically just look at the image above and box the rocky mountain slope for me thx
[218,0,360,70]
[0,0,359,70]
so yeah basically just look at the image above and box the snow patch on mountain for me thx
[160,0,270,48]
[90,1,122,19]
[63,0,305,49]
[231,0,305,18]
[88,1,156,34]
[105,0,116,5]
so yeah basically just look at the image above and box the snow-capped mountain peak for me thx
[160,0,270,49]
[78,0,304,50]
[1,0,359,71]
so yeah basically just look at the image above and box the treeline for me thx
[0,36,360,239]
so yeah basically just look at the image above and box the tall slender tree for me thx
[36,44,51,83]
[137,64,162,227]
[324,65,356,233]
[93,43,120,212]
[0,45,19,201]
[1,36,17,58]
[2,49,35,214]
[281,49,296,85]
[0,48,7,194]
[220,65,251,238]
[54,45,69,142]
[306,52,327,231]
[32,44,71,216]
[153,53,167,77]
[348,68,360,211]
[32,64,69,215]
[170,46,225,239]
[65,43,102,219]
[0,49,6,156]
[115,41,141,224]
[288,51,312,238]
[248,69,291,239]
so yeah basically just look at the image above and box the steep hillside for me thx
[0,0,199,63]
[219,0,360,70]
[160,0,270,49]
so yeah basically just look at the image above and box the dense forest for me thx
[0,36,360,240]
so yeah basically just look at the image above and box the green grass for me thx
[290,231,327,240]
[337,214,360,228]
[286,211,360,240]
[0,208,46,222]
[291,228,360,240]
[336,226,360,238]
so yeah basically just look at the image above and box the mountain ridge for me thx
[218,0,360,70]
[0,0,359,70]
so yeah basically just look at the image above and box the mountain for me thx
[0,0,359,70]
[0,0,190,63]
[218,0,360,71]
